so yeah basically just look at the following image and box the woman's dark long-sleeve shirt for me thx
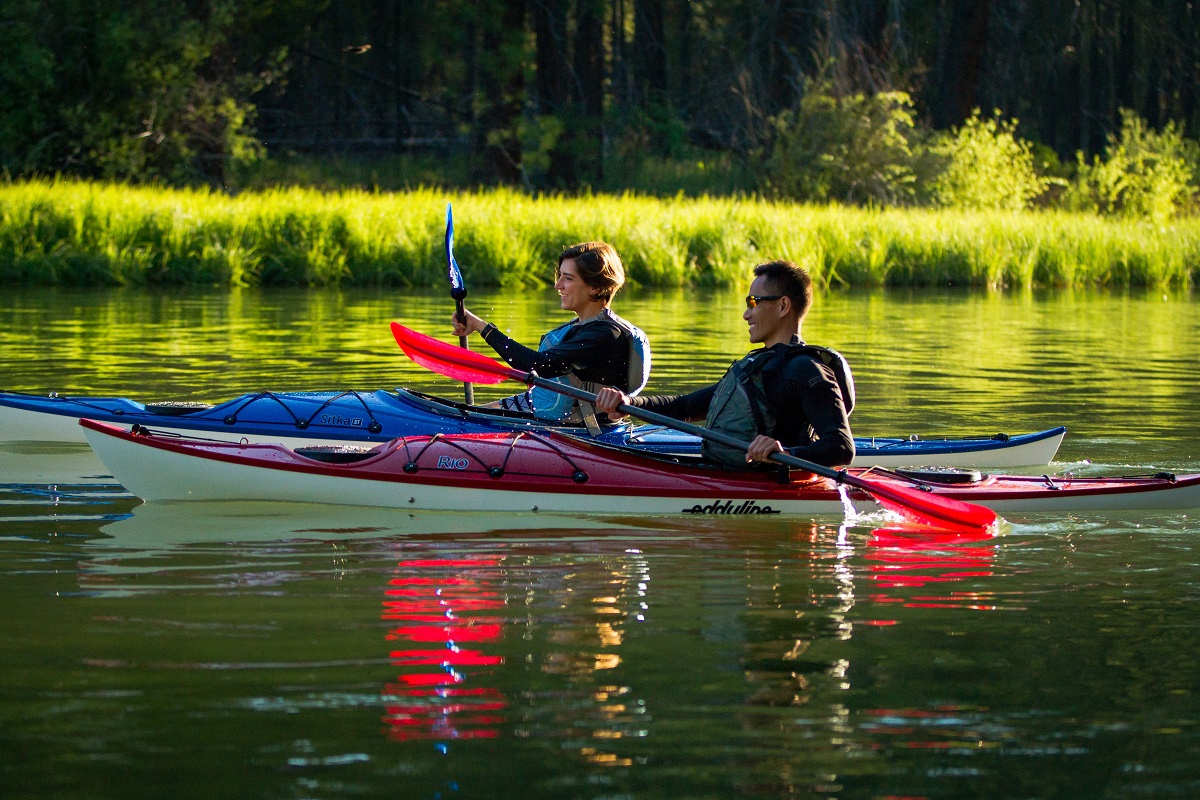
[481,317,634,390]
[625,344,855,468]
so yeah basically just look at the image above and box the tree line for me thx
[3,0,1199,210]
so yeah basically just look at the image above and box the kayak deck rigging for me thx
[2,388,1067,477]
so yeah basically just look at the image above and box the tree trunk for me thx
[535,0,571,110]
[633,0,667,105]
[771,0,821,109]
[474,0,527,185]
[1078,0,1092,153]
[534,0,574,184]
[933,0,991,129]
[573,0,606,183]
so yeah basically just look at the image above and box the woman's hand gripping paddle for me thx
[390,322,998,535]
[444,203,474,405]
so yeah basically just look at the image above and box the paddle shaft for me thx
[516,370,997,530]
[445,203,474,405]
[389,321,998,532]
[512,368,850,484]
[454,298,475,405]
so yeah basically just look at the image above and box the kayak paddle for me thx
[390,322,998,534]
[444,203,474,405]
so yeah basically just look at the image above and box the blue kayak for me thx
[1,387,1065,472]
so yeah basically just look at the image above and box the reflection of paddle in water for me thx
[381,557,506,742]
[865,524,999,613]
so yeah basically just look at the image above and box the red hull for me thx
[80,420,1200,515]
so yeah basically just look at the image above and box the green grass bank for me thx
[2,180,1197,288]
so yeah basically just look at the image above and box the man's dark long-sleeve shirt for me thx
[625,343,855,467]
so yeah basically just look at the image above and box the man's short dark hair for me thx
[753,260,813,318]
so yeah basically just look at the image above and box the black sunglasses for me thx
[745,294,784,309]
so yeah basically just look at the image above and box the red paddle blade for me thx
[391,322,516,385]
[852,474,998,535]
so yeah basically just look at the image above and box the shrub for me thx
[763,86,918,206]
[927,111,1052,210]
[1065,109,1198,220]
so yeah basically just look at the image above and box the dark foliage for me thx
[3,0,1200,190]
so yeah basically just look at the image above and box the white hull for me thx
[0,404,373,483]
[0,403,89,443]
[83,425,862,515]
[82,423,1200,516]
[0,440,114,484]
[0,403,339,449]
[852,430,1065,469]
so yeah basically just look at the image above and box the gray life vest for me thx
[701,343,854,468]
[529,309,652,428]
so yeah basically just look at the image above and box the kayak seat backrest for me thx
[295,445,378,464]
[144,401,216,416]
[619,313,652,397]
[799,345,855,416]
[894,467,983,484]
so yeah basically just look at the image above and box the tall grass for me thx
[1,179,1197,288]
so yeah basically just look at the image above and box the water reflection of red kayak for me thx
[381,557,506,741]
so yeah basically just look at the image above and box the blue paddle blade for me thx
[445,203,466,298]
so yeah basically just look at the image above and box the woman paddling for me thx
[451,241,651,431]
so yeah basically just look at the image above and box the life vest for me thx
[529,309,652,427]
[701,342,854,468]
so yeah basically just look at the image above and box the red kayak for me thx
[80,419,1200,516]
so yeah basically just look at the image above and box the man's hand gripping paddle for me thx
[445,203,474,405]
[391,322,998,535]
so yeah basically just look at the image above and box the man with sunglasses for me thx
[594,260,855,468]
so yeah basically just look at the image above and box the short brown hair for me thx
[753,260,813,318]
[558,241,625,303]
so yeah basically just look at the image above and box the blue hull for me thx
[0,388,1066,468]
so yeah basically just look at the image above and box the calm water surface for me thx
[2,286,1199,799]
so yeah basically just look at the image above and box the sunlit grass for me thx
[1,179,1196,288]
